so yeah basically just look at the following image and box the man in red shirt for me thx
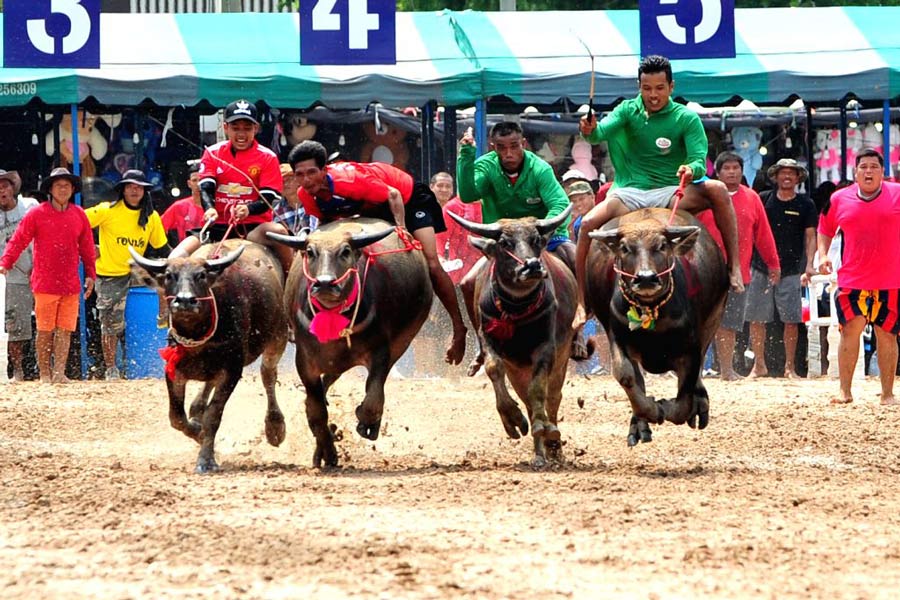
[697,152,781,381]
[289,141,467,365]
[0,168,96,384]
[431,171,483,286]
[161,163,204,243]
[168,100,293,272]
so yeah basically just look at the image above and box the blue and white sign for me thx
[3,0,100,69]
[639,0,735,60]
[300,0,396,66]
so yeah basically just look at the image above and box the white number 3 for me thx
[27,0,92,55]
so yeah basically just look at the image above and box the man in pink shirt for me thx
[0,168,96,384]
[698,152,781,380]
[431,171,483,286]
[818,148,900,406]
[161,163,204,243]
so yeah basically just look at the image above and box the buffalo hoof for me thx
[466,352,484,377]
[184,419,203,444]
[532,454,548,469]
[627,416,653,447]
[545,439,564,462]
[355,405,381,440]
[265,411,286,447]
[499,410,528,439]
[194,457,220,474]
[313,442,339,468]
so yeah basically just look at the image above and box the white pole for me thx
[0,273,8,384]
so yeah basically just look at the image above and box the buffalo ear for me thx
[664,226,701,255]
[588,228,623,254]
[469,235,496,258]
[130,262,165,290]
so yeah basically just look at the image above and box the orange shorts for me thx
[34,293,80,332]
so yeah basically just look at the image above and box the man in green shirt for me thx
[456,121,584,373]
[575,55,743,320]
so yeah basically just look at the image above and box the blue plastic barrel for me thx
[124,287,168,379]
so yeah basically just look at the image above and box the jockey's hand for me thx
[579,113,597,137]
[231,204,249,222]
[677,165,694,180]
[203,207,218,223]
[459,127,475,147]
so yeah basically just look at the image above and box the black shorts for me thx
[371,183,447,234]
[189,222,260,242]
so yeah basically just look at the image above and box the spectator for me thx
[85,169,169,380]
[0,169,39,382]
[818,149,900,405]
[431,171,482,286]
[698,152,781,381]
[273,163,316,235]
[0,168,96,384]
[745,158,817,378]
[161,163,205,244]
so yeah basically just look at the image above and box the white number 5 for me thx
[27,0,92,55]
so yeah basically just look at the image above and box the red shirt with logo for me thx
[298,161,414,221]
[198,139,281,225]
[161,197,205,242]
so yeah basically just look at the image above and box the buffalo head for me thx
[590,222,699,302]
[268,226,393,309]
[448,205,571,292]
[129,245,244,313]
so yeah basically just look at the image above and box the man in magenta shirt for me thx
[431,172,483,286]
[818,148,900,406]
[0,168,96,384]
[698,151,781,381]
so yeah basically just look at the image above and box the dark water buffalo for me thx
[585,208,727,446]
[268,218,433,468]
[130,240,288,473]
[448,206,575,467]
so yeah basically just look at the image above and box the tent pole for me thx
[839,103,847,182]
[883,99,891,178]
[71,104,88,380]
[475,99,487,156]
[443,106,457,176]
[805,103,815,189]
[420,101,435,183]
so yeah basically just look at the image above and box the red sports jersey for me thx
[298,162,414,221]
[198,139,282,225]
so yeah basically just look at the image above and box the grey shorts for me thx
[745,270,803,323]
[4,283,34,342]
[95,274,132,336]
[610,185,679,212]
[720,288,748,332]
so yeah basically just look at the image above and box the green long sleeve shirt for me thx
[456,145,571,237]
[585,94,708,190]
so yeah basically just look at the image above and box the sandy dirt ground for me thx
[1,366,899,599]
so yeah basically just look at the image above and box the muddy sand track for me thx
[1,372,899,599]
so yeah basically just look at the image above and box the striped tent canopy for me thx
[1,7,899,109]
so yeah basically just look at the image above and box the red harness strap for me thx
[667,171,694,226]
[482,263,547,341]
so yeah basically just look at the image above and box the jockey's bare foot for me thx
[880,395,900,406]
[729,269,745,293]
[830,394,853,405]
[39,375,52,384]
[748,369,767,379]
[466,351,484,377]
[785,369,800,380]
[720,371,740,382]
[571,304,587,330]
[445,327,467,365]
[51,374,73,384]
[570,327,593,361]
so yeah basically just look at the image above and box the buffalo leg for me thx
[356,349,391,440]
[610,342,665,439]
[484,353,528,440]
[300,365,338,468]
[654,353,704,427]
[543,357,568,462]
[261,347,285,447]
[167,377,201,443]
[188,381,215,430]
[195,369,241,474]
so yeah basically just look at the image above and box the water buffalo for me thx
[268,218,433,468]
[586,208,728,446]
[447,206,576,467]
[130,240,289,473]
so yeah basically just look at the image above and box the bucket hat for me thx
[0,169,22,194]
[40,167,82,194]
[766,158,808,183]
[114,169,153,194]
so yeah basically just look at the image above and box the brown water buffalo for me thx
[268,217,433,468]
[130,240,289,473]
[447,206,575,467]
[585,208,727,446]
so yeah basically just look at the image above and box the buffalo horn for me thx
[534,204,573,236]
[348,226,394,249]
[446,210,502,240]
[266,229,309,249]
[204,245,245,271]
[128,246,168,273]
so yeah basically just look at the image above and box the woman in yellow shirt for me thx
[86,170,169,380]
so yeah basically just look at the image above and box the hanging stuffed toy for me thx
[815,129,841,184]
[845,126,864,181]
[359,120,410,169]
[730,127,763,186]
[45,111,114,178]
[569,139,598,180]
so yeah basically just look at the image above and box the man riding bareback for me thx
[168,99,294,273]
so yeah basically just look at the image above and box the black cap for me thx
[224,99,259,124]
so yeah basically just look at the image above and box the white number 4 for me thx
[312,0,380,50]
[27,0,92,55]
